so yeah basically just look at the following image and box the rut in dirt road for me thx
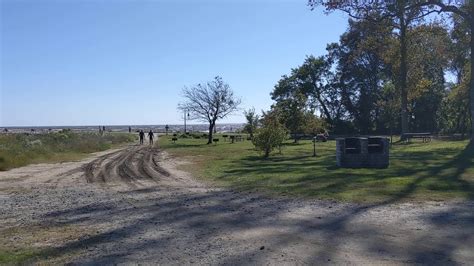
[84,145,170,183]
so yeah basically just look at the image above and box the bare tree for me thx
[179,76,241,144]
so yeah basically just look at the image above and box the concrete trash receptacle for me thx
[336,137,389,168]
[367,137,389,168]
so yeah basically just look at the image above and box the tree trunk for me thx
[316,94,333,124]
[470,18,474,141]
[207,123,214,144]
[264,147,270,158]
[399,15,409,137]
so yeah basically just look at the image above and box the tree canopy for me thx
[274,0,473,138]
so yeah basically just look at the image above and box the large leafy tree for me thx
[328,17,392,134]
[310,0,474,140]
[440,79,470,136]
[271,55,341,125]
[421,1,473,138]
[442,13,472,136]
[450,13,471,83]
[179,76,241,144]
[271,91,308,142]
[308,0,444,137]
[405,24,451,132]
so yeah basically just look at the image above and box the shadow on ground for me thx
[33,152,474,264]
[6,142,473,264]
[218,142,474,202]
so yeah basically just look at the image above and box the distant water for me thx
[1,124,245,134]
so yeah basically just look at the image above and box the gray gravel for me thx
[0,146,473,265]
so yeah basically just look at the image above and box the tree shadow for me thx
[28,177,473,264]
[14,142,474,264]
[217,142,474,202]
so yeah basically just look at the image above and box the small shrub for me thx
[252,121,287,158]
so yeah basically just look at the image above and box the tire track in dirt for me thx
[137,148,154,179]
[152,153,171,177]
[97,148,132,182]
[83,145,170,185]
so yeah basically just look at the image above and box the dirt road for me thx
[0,145,473,264]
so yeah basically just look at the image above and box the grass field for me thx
[159,134,474,203]
[0,131,135,171]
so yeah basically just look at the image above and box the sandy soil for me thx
[0,144,473,265]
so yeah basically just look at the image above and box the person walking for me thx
[139,130,145,145]
[148,130,154,145]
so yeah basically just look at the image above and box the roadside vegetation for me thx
[159,135,474,203]
[0,130,134,170]
[0,246,49,265]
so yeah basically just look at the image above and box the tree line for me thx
[269,1,472,138]
[178,1,472,152]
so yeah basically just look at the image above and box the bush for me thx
[252,121,287,158]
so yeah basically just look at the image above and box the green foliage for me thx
[376,81,400,133]
[252,112,287,158]
[330,17,392,134]
[404,24,451,133]
[269,15,469,136]
[439,72,471,135]
[271,55,337,125]
[0,248,46,264]
[0,132,134,170]
[303,113,327,135]
[272,92,307,140]
[304,1,474,137]
[242,107,259,138]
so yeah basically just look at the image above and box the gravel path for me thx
[0,144,473,264]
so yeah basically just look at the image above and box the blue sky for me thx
[1,0,348,126]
